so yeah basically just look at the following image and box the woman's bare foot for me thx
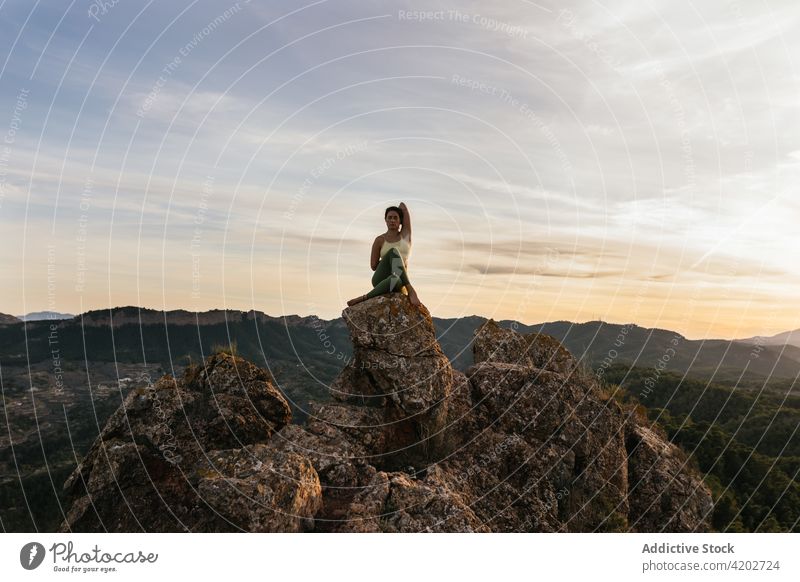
[406,285,421,307]
[347,294,367,307]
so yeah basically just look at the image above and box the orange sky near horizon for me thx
[2,1,799,342]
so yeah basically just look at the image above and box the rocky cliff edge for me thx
[60,294,713,532]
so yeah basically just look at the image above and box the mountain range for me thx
[1,302,797,532]
[11,311,75,322]
[2,307,799,385]
[737,328,800,348]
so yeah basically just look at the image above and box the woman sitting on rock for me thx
[347,202,421,307]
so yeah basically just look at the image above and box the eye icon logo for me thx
[20,542,46,570]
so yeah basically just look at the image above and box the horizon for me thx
[5,303,794,343]
[3,1,799,340]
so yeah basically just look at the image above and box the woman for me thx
[347,202,421,307]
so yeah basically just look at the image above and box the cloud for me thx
[445,235,787,283]
[3,0,799,337]
[271,231,362,248]
[448,239,623,260]
[467,263,625,278]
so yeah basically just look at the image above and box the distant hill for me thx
[2,307,799,384]
[519,320,800,384]
[14,311,74,322]
[737,328,800,348]
[0,313,21,325]
[434,317,800,384]
[67,306,333,329]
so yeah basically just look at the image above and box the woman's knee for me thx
[378,248,398,266]
[388,273,402,291]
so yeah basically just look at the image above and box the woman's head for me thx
[384,206,404,228]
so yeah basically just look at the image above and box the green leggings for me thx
[365,247,410,299]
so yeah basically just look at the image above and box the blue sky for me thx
[1,0,799,338]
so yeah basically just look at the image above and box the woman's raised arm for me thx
[399,202,412,242]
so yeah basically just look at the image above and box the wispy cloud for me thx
[2,0,799,338]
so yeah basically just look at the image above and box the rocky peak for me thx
[58,352,312,532]
[60,294,713,532]
[472,318,576,373]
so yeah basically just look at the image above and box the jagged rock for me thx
[306,401,389,463]
[328,295,455,469]
[473,319,576,374]
[342,297,441,358]
[339,467,489,533]
[447,357,630,531]
[58,352,310,532]
[625,422,714,532]
[438,318,712,532]
[267,423,378,531]
[61,294,713,532]
[190,445,322,532]
[338,297,452,416]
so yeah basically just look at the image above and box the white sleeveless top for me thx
[380,234,411,267]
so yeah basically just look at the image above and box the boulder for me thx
[59,353,315,532]
[625,422,714,532]
[472,319,575,374]
[61,294,713,532]
[329,295,455,469]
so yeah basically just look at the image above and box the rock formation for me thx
[59,352,320,532]
[60,294,713,532]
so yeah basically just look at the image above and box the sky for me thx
[1,0,798,339]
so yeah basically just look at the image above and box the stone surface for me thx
[625,422,714,532]
[60,294,713,532]
[472,319,576,374]
[329,295,455,470]
[59,352,309,532]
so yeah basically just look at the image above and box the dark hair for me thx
[384,206,404,224]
